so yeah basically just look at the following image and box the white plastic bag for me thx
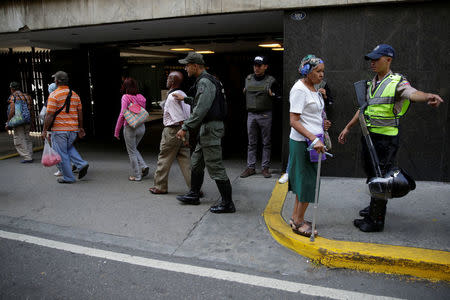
[41,139,61,167]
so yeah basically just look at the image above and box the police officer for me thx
[338,44,444,232]
[240,56,279,179]
[173,52,235,214]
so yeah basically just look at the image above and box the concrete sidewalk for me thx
[0,138,449,281]
[281,178,449,252]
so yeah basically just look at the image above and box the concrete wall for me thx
[1,0,407,33]
[283,1,449,181]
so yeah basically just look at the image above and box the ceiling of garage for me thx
[0,10,284,56]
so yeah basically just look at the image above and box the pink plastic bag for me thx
[41,139,61,167]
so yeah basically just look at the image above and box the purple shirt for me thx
[114,94,146,137]
[163,90,190,127]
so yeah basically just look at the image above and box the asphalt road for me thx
[1,239,307,299]
[1,228,448,300]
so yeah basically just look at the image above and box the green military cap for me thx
[178,52,205,65]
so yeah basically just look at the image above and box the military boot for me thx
[176,171,204,205]
[354,198,387,232]
[359,205,370,217]
[360,196,379,217]
[210,179,236,213]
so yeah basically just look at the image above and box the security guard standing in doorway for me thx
[240,56,279,179]
[338,44,444,232]
[173,52,235,214]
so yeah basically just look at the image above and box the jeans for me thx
[51,131,88,182]
[285,156,291,174]
[123,124,147,179]
[51,133,85,173]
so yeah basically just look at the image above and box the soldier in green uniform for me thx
[173,52,235,214]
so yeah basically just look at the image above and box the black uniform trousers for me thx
[361,132,400,180]
[360,132,400,222]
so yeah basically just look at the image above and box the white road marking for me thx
[0,230,402,300]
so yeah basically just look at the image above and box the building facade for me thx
[1,0,448,181]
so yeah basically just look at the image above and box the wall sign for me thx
[290,11,306,21]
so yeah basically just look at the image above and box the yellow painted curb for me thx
[263,181,450,282]
[0,146,44,160]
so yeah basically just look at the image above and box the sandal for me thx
[289,218,294,227]
[149,187,167,194]
[289,218,312,227]
[128,176,142,181]
[291,221,318,238]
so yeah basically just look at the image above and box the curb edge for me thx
[263,182,450,282]
[0,146,43,160]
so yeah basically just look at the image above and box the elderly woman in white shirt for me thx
[288,55,331,237]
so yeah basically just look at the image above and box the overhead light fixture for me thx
[170,48,194,51]
[258,42,282,48]
[272,47,284,51]
[196,50,214,54]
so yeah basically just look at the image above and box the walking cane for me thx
[310,152,323,242]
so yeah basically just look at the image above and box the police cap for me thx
[254,56,268,65]
[365,44,395,60]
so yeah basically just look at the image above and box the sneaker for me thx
[278,173,289,184]
[57,178,74,184]
[54,170,63,177]
[240,168,256,178]
[262,167,272,178]
[78,164,89,180]
[20,159,34,163]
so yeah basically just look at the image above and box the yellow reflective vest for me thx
[364,74,410,136]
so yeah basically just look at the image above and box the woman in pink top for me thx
[114,78,149,181]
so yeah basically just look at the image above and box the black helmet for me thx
[387,168,415,197]
[368,168,415,199]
